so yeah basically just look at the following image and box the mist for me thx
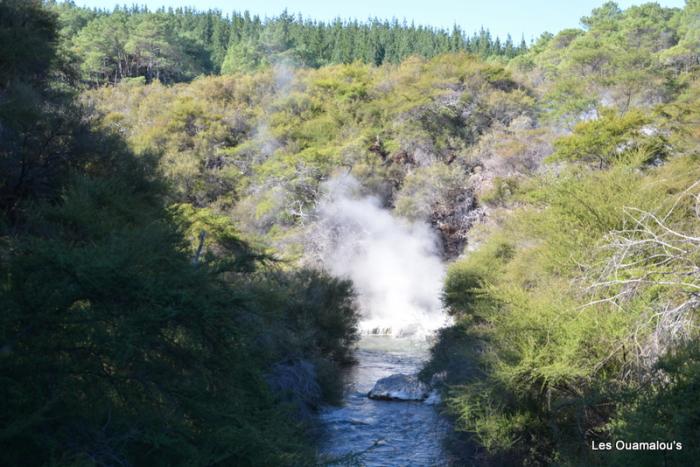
[253,63,296,160]
[313,175,448,337]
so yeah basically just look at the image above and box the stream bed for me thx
[318,336,450,466]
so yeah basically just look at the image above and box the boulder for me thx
[368,374,429,401]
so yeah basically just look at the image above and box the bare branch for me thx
[581,182,700,374]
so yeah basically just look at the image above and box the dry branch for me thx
[582,182,700,372]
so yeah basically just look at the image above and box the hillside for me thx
[1,0,699,465]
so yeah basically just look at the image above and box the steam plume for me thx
[314,175,448,337]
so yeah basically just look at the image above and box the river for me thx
[318,336,450,466]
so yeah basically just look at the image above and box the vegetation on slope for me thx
[2,0,699,465]
[424,1,700,465]
[82,55,537,258]
[71,9,700,463]
[1,2,358,465]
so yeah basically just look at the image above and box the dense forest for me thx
[48,0,525,84]
[2,0,699,465]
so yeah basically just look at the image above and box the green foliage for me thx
[442,235,514,317]
[84,55,535,249]
[0,0,58,88]
[1,3,360,465]
[547,108,659,168]
[660,0,700,74]
[0,0,87,220]
[512,1,685,122]
[394,164,468,221]
[4,1,700,466]
[250,269,360,366]
[608,341,700,466]
[71,10,211,84]
[479,176,520,206]
[430,155,700,465]
[49,1,525,85]
[0,172,339,466]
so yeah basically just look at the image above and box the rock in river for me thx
[367,374,429,401]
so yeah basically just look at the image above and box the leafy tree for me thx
[209,14,230,70]
[660,0,700,74]
[221,38,264,73]
[0,0,82,219]
[125,14,185,82]
[580,1,623,31]
[0,0,58,88]
[52,1,524,83]
[547,108,657,168]
[72,13,129,84]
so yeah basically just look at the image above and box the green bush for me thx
[429,156,700,465]
[0,4,360,464]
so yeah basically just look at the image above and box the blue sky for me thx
[73,0,687,40]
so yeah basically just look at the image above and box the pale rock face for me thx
[368,374,430,401]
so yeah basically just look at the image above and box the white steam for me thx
[253,63,295,160]
[314,175,449,337]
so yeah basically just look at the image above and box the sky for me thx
[73,0,687,41]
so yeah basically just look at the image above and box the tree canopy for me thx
[48,1,526,83]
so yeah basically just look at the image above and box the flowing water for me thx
[319,336,450,466]
[314,175,453,465]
